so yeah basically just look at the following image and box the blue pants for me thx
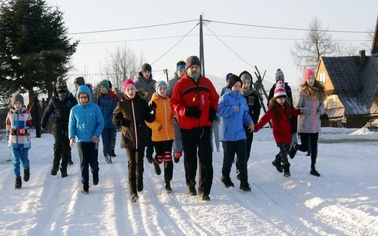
[11,147,30,177]
[77,142,99,186]
[101,128,115,156]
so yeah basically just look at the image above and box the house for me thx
[315,18,378,128]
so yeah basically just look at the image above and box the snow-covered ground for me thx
[0,127,377,236]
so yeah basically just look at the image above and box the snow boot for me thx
[272,156,283,173]
[153,160,161,176]
[137,175,143,192]
[93,172,99,185]
[240,179,251,192]
[289,143,298,159]
[310,169,320,177]
[82,184,89,194]
[188,186,197,196]
[283,162,291,177]
[130,193,138,203]
[50,165,59,176]
[221,175,234,188]
[23,169,30,182]
[164,181,172,193]
[105,154,112,164]
[60,167,68,178]
[15,176,22,189]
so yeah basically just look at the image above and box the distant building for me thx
[315,17,378,128]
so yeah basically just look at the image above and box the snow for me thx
[1,127,378,236]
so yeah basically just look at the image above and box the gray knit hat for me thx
[11,93,24,106]
[185,56,201,71]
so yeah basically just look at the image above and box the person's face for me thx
[186,65,200,76]
[242,79,251,89]
[177,68,186,78]
[142,71,151,79]
[158,85,167,96]
[276,97,286,105]
[78,93,89,105]
[100,86,108,94]
[125,85,136,98]
[307,76,315,86]
[13,101,22,110]
[231,81,242,92]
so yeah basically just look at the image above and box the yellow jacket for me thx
[146,93,177,142]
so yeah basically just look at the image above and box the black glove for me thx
[185,106,201,118]
[11,128,17,135]
[208,107,217,122]
[149,101,157,111]
[121,118,131,127]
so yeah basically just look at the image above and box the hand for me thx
[69,138,75,148]
[41,126,46,131]
[208,107,217,122]
[158,125,162,131]
[11,128,17,135]
[171,118,177,124]
[149,101,157,111]
[92,135,98,144]
[248,123,255,133]
[233,106,239,112]
[185,106,201,118]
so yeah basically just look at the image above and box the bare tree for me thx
[291,18,357,71]
[101,44,141,91]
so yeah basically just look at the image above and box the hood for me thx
[76,85,92,104]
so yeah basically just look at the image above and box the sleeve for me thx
[217,95,235,118]
[41,98,55,127]
[94,106,105,138]
[254,109,273,131]
[68,108,77,140]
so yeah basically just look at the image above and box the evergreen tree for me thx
[0,0,78,106]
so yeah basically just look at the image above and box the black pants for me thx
[77,142,99,186]
[126,147,144,195]
[52,126,70,169]
[154,140,174,182]
[181,126,213,196]
[297,133,319,169]
[145,127,154,158]
[222,140,248,180]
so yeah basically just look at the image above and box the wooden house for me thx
[315,18,378,128]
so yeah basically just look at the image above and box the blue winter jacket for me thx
[68,85,104,142]
[98,92,117,128]
[218,91,253,141]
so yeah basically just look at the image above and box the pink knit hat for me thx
[122,78,136,91]
[274,81,287,98]
[303,69,315,81]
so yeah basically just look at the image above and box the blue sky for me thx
[46,0,377,89]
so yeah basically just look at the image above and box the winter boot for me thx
[23,169,30,182]
[137,175,143,192]
[240,179,251,192]
[130,193,138,203]
[221,175,234,188]
[68,155,74,165]
[272,156,283,173]
[310,154,320,176]
[146,155,153,164]
[15,176,22,189]
[283,162,291,177]
[310,169,320,177]
[82,184,89,194]
[188,186,197,196]
[105,154,112,164]
[174,151,181,163]
[93,172,99,185]
[164,181,172,193]
[289,143,298,159]
[60,167,68,178]
[50,165,59,176]
[153,160,161,176]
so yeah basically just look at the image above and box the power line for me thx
[68,19,198,35]
[208,19,373,34]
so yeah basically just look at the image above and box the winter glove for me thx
[149,101,157,112]
[185,106,201,118]
[208,107,217,122]
[11,128,17,135]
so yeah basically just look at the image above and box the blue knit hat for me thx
[226,73,233,82]
[155,80,168,95]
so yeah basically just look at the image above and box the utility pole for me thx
[199,14,205,76]
[163,69,169,83]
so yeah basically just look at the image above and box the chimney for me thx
[359,50,366,67]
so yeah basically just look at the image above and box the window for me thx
[319,72,326,83]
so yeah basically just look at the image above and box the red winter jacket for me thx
[255,105,302,144]
[170,74,219,129]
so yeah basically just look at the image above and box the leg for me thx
[19,148,30,181]
[78,142,90,192]
[88,142,100,185]
[197,126,213,198]
[172,122,183,162]
[52,127,63,175]
[181,128,199,195]
[309,133,320,176]
[126,148,138,195]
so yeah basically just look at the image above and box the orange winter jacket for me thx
[146,93,177,142]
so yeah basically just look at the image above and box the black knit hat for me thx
[141,63,152,72]
[228,75,242,89]
[56,76,67,92]
[185,56,201,71]
[74,76,85,86]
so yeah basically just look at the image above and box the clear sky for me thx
[46,0,377,89]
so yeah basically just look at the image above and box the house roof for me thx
[321,56,378,117]
[372,16,378,55]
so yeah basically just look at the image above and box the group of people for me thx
[5,55,326,203]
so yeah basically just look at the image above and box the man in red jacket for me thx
[170,56,219,201]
